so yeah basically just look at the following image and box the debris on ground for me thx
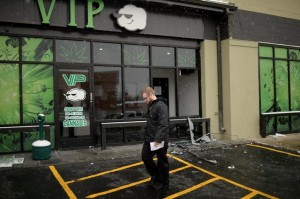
[187,117,215,145]
[170,151,183,155]
[268,133,286,138]
[0,155,24,168]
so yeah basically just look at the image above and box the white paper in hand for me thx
[150,141,164,151]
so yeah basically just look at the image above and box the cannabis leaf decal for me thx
[124,46,148,65]
[59,43,88,63]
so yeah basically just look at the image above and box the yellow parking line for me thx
[50,154,279,199]
[172,155,278,199]
[164,177,220,199]
[85,165,191,199]
[66,161,144,184]
[86,178,150,198]
[247,144,300,158]
[170,155,220,178]
[241,191,260,199]
[49,165,77,199]
[219,178,278,199]
[68,155,176,184]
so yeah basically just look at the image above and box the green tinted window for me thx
[0,132,21,153]
[259,59,274,113]
[0,35,19,61]
[259,46,273,58]
[275,60,288,112]
[22,64,54,124]
[0,63,20,125]
[290,61,300,111]
[275,48,287,59]
[289,49,300,60]
[22,38,53,62]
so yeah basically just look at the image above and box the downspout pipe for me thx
[216,23,226,133]
[216,7,236,133]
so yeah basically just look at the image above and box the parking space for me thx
[50,153,280,199]
[1,142,299,199]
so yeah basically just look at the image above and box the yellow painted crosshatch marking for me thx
[49,154,279,199]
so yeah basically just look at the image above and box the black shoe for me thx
[146,178,157,188]
[152,182,169,190]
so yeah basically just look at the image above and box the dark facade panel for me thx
[203,15,217,40]
[0,0,208,40]
[0,25,199,48]
[232,10,300,46]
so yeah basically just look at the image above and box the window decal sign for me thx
[63,74,86,86]
[62,73,88,127]
[113,5,147,31]
[64,88,86,102]
[63,107,87,127]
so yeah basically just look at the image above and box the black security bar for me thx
[0,125,51,141]
[100,117,210,150]
[260,111,300,137]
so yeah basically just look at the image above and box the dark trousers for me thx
[141,142,169,184]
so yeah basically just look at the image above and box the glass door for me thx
[56,66,93,148]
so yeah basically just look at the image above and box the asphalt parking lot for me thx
[0,140,299,199]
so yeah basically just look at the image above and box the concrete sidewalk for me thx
[2,144,143,169]
[1,133,299,169]
[248,132,300,151]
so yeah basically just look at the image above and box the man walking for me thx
[141,87,169,190]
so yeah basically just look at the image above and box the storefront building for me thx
[0,0,299,153]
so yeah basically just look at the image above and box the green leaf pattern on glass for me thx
[260,59,274,113]
[22,38,53,62]
[275,60,289,131]
[0,132,21,152]
[260,46,300,134]
[23,64,54,124]
[0,63,20,125]
[289,49,300,60]
[290,61,300,130]
[0,36,19,61]
[0,36,55,152]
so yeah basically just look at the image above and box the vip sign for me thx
[37,0,104,28]
[63,74,86,86]
[114,5,147,31]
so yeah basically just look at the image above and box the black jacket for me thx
[144,99,169,142]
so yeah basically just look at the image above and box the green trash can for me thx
[32,140,51,160]
[32,114,51,160]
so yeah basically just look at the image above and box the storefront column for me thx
[221,39,260,140]
[200,40,221,139]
